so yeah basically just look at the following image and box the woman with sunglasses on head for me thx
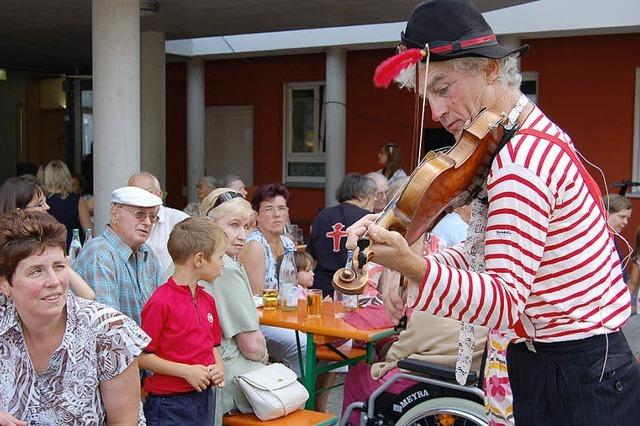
[199,188,268,422]
[377,143,407,187]
[0,175,95,300]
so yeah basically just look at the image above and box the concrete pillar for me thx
[141,31,167,188]
[324,47,347,207]
[186,58,206,203]
[92,0,140,231]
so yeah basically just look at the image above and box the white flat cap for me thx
[111,186,163,207]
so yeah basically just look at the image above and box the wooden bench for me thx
[314,336,366,363]
[222,410,338,426]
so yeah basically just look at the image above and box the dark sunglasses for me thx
[206,191,242,216]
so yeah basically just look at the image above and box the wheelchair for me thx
[340,358,488,426]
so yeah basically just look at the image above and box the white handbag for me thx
[234,363,309,421]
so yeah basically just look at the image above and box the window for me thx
[521,71,538,104]
[283,82,326,185]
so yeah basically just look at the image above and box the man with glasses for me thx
[128,172,189,278]
[74,186,164,325]
[365,172,390,214]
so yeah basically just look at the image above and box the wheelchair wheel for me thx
[394,397,487,426]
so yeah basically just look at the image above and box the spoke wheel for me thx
[394,397,488,426]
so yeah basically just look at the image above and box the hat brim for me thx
[428,43,528,62]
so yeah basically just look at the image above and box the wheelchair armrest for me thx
[397,358,478,385]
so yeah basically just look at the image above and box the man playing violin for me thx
[347,1,640,424]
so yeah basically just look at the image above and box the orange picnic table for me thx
[258,301,395,410]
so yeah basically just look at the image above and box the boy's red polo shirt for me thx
[141,277,222,395]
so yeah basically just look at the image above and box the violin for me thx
[332,108,508,295]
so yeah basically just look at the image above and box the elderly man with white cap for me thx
[74,186,165,325]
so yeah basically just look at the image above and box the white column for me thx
[92,0,140,231]
[324,47,347,207]
[141,31,166,188]
[186,58,205,203]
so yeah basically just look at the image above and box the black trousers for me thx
[507,331,640,425]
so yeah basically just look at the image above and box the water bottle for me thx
[278,248,298,311]
[68,229,82,262]
[84,228,93,242]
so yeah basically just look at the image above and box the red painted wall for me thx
[521,33,640,245]
[166,33,640,249]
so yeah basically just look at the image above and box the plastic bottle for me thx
[84,228,93,242]
[68,229,82,262]
[278,248,298,311]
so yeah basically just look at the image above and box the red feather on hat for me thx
[373,48,424,88]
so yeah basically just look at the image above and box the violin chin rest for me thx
[332,268,367,295]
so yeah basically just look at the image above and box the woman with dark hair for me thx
[0,175,95,300]
[238,183,307,377]
[377,143,407,187]
[307,173,376,296]
[0,211,147,425]
[0,175,49,213]
[41,160,92,249]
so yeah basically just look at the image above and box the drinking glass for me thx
[262,280,278,310]
[334,289,358,318]
[306,289,323,318]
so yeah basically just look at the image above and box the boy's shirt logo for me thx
[207,313,214,323]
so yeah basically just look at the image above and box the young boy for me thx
[140,217,227,426]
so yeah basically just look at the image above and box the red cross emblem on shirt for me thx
[326,222,348,252]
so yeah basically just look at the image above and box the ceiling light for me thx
[140,0,159,16]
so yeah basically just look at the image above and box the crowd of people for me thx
[1,0,639,425]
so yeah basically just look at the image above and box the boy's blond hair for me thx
[294,250,314,272]
[168,217,227,265]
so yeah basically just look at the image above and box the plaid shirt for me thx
[74,225,164,325]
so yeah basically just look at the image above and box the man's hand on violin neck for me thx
[367,224,426,281]
[346,216,426,281]
[345,214,378,251]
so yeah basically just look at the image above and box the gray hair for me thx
[336,173,377,203]
[452,54,522,90]
[603,194,632,214]
[220,174,243,187]
[395,53,522,91]
[198,176,217,189]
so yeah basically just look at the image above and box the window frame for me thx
[521,71,539,104]
[282,81,326,186]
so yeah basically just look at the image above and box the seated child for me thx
[140,217,227,426]
[294,250,315,299]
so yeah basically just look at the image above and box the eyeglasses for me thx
[206,191,243,216]
[260,206,289,216]
[118,205,159,223]
[375,191,387,200]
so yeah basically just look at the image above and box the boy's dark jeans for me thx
[144,387,215,426]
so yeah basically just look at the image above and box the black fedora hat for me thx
[401,0,528,61]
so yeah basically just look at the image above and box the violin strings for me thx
[418,46,430,163]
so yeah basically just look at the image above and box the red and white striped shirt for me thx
[411,106,630,342]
